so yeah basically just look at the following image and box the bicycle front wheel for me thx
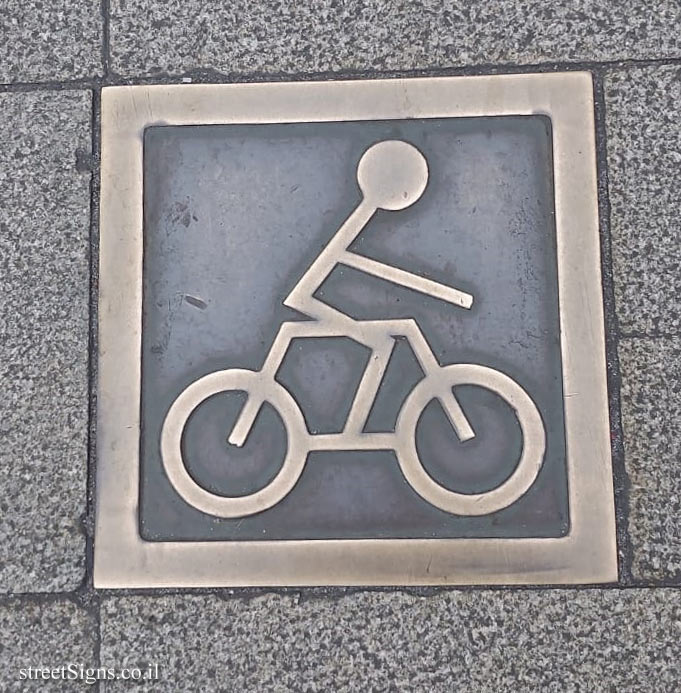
[394,364,546,516]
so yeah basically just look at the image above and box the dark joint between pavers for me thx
[2,54,681,92]
[619,331,681,340]
[590,69,634,586]
[101,0,111,80]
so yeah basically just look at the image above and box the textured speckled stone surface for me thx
[605,66,681,335]
[101,590,681,691]
[619,338,681,582]
[0,91,91,592]
[1,0,681,685]
[109,0,681,77]
[0,1,102,83]
[0,598,97,692]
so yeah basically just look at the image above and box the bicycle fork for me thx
[390,318,476,443]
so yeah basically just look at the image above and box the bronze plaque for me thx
[95,74,616,586]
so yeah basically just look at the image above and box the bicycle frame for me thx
[228,314,477,449]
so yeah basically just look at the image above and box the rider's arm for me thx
[340,250,473,309]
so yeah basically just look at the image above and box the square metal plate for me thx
[95,73,617,587]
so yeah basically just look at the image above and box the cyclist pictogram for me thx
[160,140,546,519]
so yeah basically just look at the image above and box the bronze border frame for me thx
[95,73,617,587]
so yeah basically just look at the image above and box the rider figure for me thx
[283,140,473,325]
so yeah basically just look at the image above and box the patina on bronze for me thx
[95,74,617,587]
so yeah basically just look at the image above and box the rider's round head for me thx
[357,140,429,211]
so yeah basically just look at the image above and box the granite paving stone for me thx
[109,0,681,78]
[619,338,681,582]
[2,0,681,683]
[101,590,681,692]
[0,598,97,692]
[0,1,102,83]
[0,91,91,592]
[605,66,681,335]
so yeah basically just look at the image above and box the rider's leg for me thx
[376,318,476,442]
[343,336,395,435]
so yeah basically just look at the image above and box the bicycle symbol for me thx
[161,140,546,519]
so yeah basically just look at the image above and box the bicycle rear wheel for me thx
[161,368,308,518]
